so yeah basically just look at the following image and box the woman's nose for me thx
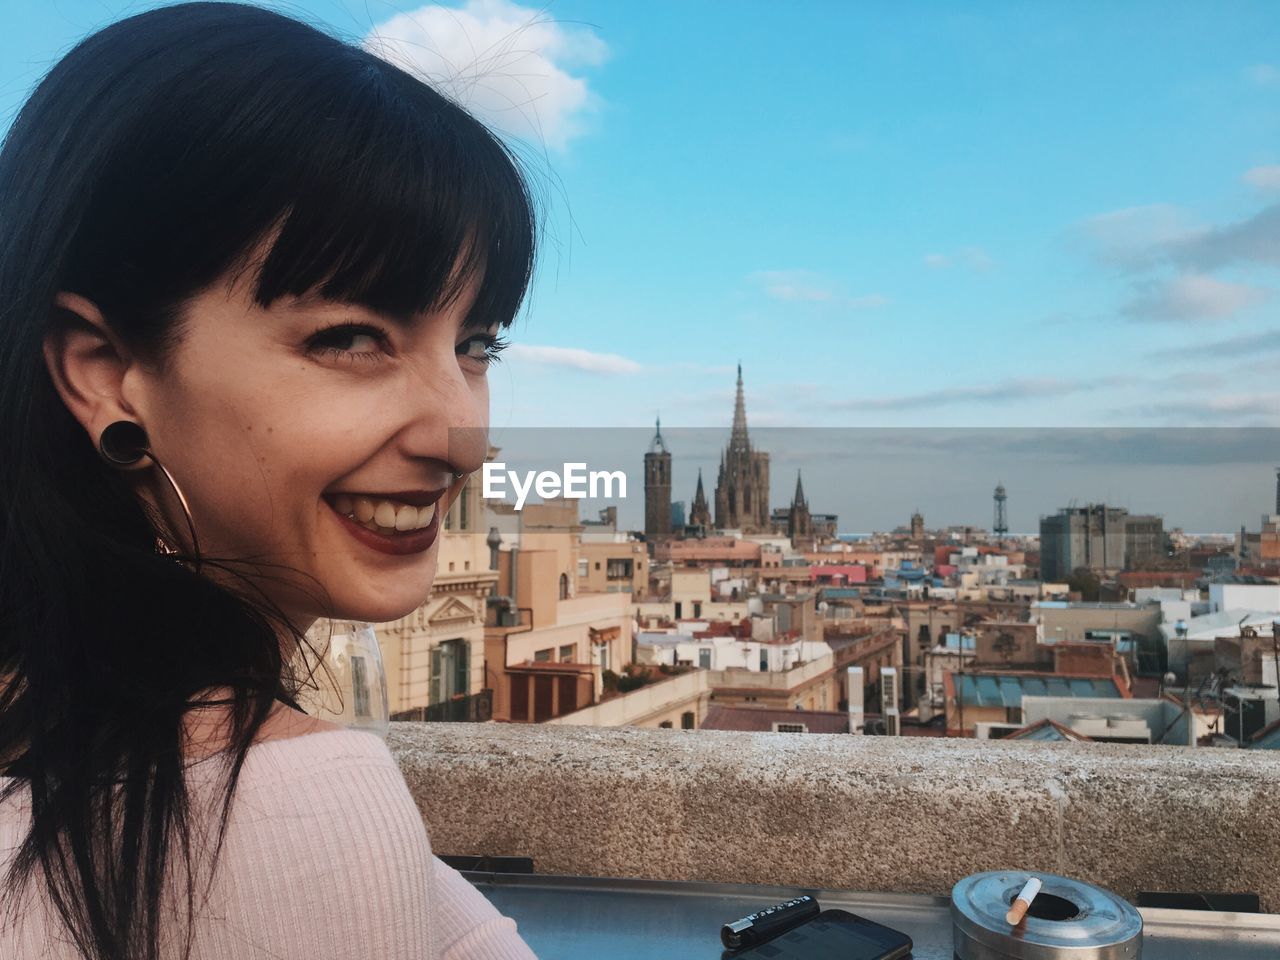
[397,354,488,475]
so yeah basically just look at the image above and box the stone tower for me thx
[644,416,672,538]
[910,510,925,541]
[689,467,711,530]
[788,470,812,539]
[714,365,770,533]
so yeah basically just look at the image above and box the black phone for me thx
[724,908,912,960]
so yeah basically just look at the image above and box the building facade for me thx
[1039,504,1165,580]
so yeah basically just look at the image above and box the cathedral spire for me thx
[729,363,750,452]
[793,469,806,508]
[690,467,711,528]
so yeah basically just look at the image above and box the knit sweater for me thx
[0,728,538,959]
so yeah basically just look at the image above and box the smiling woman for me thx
[0,3,537,959]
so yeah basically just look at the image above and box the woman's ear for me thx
[43,292,142,448]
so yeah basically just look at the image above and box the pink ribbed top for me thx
[0,728,538,959]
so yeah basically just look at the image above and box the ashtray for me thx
[951,870,1143,959]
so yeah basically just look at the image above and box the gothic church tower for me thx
[644,416,672,538]
[714,365,770,533]
[788,470,812,539]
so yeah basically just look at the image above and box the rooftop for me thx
[701,705,849,733]
[951,673,1125,708]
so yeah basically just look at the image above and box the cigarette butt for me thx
[1006,877,1042,926]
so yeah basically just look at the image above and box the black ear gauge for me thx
[96,419,202,568]
[98,420,151,466]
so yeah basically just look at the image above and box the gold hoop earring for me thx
[98,420,201,568]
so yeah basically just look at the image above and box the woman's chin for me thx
[326,581,436,625]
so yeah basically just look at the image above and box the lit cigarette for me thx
[1006,877,1042,926]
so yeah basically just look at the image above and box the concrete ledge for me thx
[387,723,1280,911]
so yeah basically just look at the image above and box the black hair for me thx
[0,3,535,958]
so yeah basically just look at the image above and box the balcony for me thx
[387,721,1280,956]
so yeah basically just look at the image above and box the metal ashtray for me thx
[952,871,1143,959]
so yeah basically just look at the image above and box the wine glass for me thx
[295,620,390,737]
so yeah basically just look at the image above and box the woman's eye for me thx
[306,324,388,361]
[458,333,509,366]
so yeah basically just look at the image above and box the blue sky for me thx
[4,0,1280,435]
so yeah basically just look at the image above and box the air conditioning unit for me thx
[882,667,900,737]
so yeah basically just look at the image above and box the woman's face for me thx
[122,259,498,627]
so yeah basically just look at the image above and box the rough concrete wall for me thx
[387,722,1280,911]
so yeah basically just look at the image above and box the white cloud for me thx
[751,270,887,309]
[754,270,835,302]
[922,246,993,272]
[1246,64,1280,87]
[364,0,608,150]
[507,344,641,374]
[1072,204,1204,269]
[1172,202,1280,270]
[1151,329,1280,360]
[839,377,1104,411]
[1244,165,1280,192]
[1121,273,1270,323]
[1128,394,1280,427]
[847,293,890,308]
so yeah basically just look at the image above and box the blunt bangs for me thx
[243,56,536,328]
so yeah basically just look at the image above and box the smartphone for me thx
[725,908,912,960]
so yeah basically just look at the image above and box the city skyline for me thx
[484,422,1280,536]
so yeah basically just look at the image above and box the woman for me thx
[0,2,539,958]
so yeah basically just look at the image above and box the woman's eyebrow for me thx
[287,286,493,331]
[286,293,417,330]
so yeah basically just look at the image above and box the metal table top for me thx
[465,872,1280,960]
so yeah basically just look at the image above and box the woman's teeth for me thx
[331,494,436,534]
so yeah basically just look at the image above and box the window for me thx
[681,711,695,730]
[534,648,552,663]
[431,638,470,705]
[464,561,470,571]
[559,644,576,663]
[459,483,469,530]
[578,558,589,578]
[448,561,455,571]
[759,649,769,671]
[772,722,807,733]
[698,648,711,669]
[595,561,601,570]
[559,573,569,600]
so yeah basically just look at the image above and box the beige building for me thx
[374,474,495,719]
[545,669,713,730]
[484,501,635,723]
[578,540,648,596]
[707,653,838,712]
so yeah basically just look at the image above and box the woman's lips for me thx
[326,496,442,556]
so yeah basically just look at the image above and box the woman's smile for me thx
[324,490,447,556]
